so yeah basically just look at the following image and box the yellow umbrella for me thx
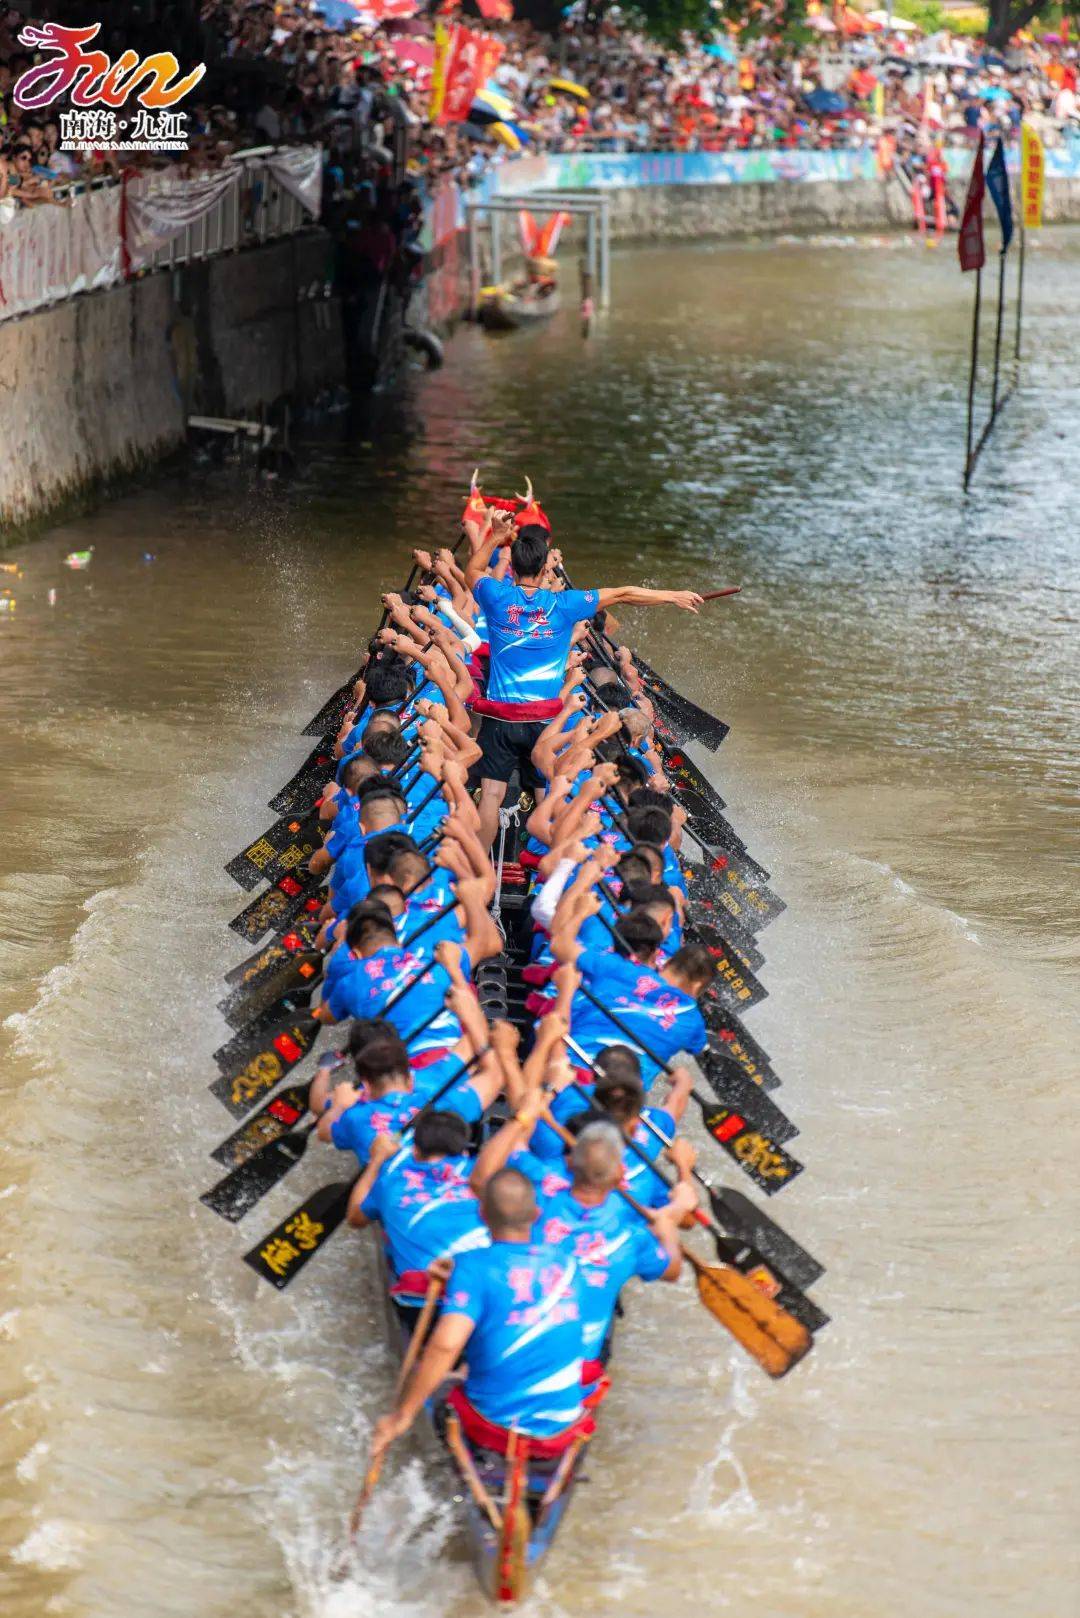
[548,77,590,100]
[490,121,524,152]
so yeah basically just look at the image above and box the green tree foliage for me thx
[985,0,1079,47]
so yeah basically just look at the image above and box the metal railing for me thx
[0,147,318,326]
[141,149,313,274]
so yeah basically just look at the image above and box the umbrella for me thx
[311,0,368,27]
[805,88,849,114]
[490,120,529,151]
[470,85,518,124]
[977,84,1012,99]
[703,38,737,58]
[548,77,590,100]
[806,14,838,31]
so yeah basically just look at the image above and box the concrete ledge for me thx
[0,232,345,535]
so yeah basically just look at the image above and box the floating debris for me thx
[63,549,93,570]
[0,562,20,576]
[48,588,57,606]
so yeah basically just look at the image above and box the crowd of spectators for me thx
[0,0,1077,226]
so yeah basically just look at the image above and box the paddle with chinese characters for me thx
[243,1048,489,1289]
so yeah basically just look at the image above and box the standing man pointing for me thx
[465,514,703,849]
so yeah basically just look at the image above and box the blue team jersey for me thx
[323,946,461,1053]
[330,820,410,910]
[443,1242,586,1437]
[400,766,446,843]
[324,795,362,863]
[535,1187,669,1358]
[527,1103,677,1208]
[360,1147,489,1284]
[396,879,465,958]
[331,1088,417,1164]
[331,1078,483,1165]
[473,577,600,713]
[569,948,707,1084]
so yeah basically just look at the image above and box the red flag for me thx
[958,135,986,273]
[437,24,504,124]
[476,0,513,17]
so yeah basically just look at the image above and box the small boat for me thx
[477,281,561,333]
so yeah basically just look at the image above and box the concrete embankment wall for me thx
[594,173,1080,242]
[0,232,345,533]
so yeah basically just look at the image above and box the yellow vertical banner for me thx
[430,21,452,124]
[1021,122,1044,229]
[872,80,884,119]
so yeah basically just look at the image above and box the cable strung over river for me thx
[202,474,827,1602]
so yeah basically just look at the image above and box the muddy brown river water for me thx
[1,228,1078,1618]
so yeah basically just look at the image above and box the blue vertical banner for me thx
[985,137,1014,252]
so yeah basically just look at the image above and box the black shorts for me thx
[477,716,545,788]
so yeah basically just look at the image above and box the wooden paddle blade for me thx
[268,738,337,815]
[211,1085,308,1167]
[304,673,364,738]
[229,874,326,945]
[200,1125,314,1222]
[243,1178,353,1289]
[703,1014,781,1093]
[219,951,323,1029]
[209,1016,319,1118]
[707,1184,824,1291]
[702,1106,803,1196]
[684,1250,811,1377]
[224,810,320,891]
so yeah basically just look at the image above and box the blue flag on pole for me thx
[985,137,1013,253]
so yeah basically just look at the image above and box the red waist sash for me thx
[447,1386,595,1459]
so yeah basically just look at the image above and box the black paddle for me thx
[268,737,338,816]
[225,810,322,892]
[229,872,327,946]
[561,1048,822,1294]
[211,1084,309,1169]
[302,670,366,739]
[681,823,786,935]
[243,1046,488,1289]
[201,1005,447,1218]
[223,918,322,989]
[218,950,322,1031]
[573,982,803,1195]
[209,1013,321,1118]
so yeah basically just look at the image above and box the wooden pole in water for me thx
[963,263,982,491]
[1014,223,1025,366]
[990,246,1007,421]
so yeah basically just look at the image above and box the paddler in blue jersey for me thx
[461,487,704,851]
[367,1167,592,1466]
[347,1109,490,1316]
